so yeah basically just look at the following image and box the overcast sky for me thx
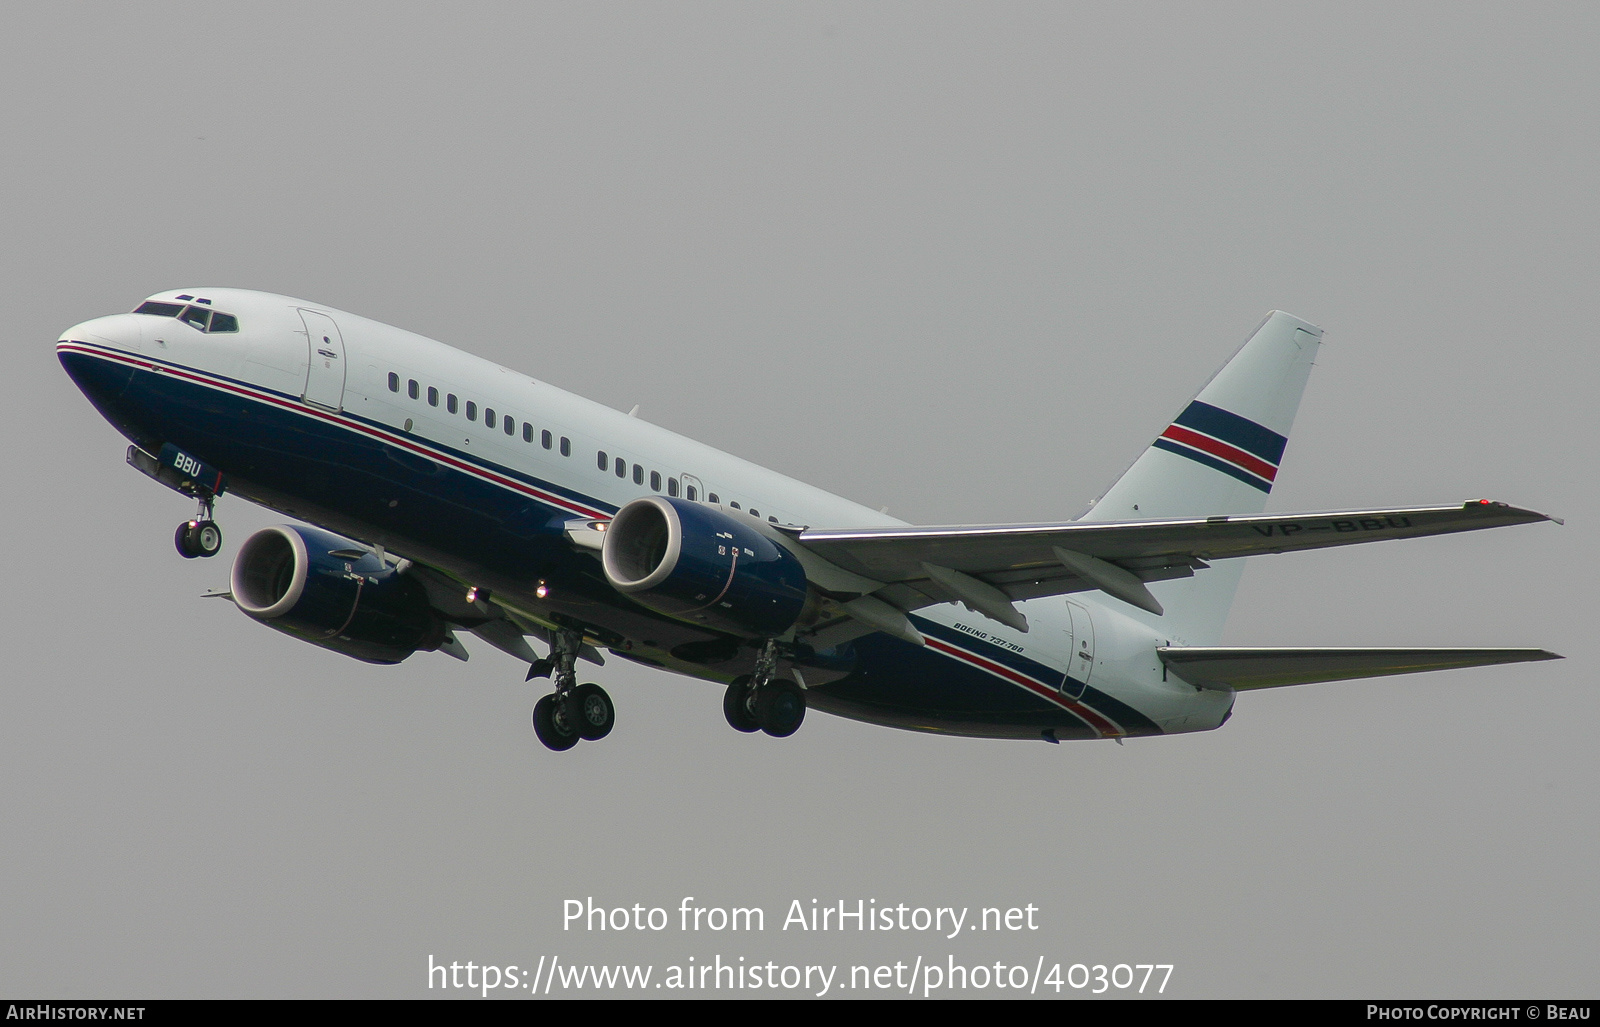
[2,2,1594,999]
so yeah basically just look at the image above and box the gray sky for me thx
[2,2,1594,998]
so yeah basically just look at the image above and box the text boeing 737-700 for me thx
[57,291,1560,749]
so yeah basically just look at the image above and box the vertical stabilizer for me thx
[1080,311,1323,642]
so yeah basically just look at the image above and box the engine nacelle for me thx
[602,496,810,638]
[230,525,444,664]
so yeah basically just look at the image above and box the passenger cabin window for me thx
[708,493,719,504]
[560,437,570,456]
[447,394,459,414]
[597,451,608,470]
[466,401,477,421]
[614,457,625,478]
[668,477,679,497]
[686,484,697,501]
[428,387,439,407]
[749,509,759,518]
[388,373,399,393]
[650,471,661,492]
[408,379,419,400]
[504,416,515,436]
[769,515,778,522]
[523,423,533,443]
[485,408,496,429]
[729,501,739,510]
[633,464,643,485]
[541,430,552,450]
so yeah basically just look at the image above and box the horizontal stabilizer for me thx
[1157,647,1562,691]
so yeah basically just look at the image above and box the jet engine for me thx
[601,496,810,638]
[230,525,445,664]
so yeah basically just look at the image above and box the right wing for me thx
[791,501,1557,633]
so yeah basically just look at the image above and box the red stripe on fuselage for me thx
[1159,424,1277,482]
[56,343,611,520]
[922,636,1122,736]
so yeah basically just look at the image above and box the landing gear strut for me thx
[174,495,222,559]
[723,639,805,738]
[530,628,615,751]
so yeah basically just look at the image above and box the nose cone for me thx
[58,312,146,355]
[58,313,151,441]
[58,311,151,394]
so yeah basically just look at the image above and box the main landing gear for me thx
[174,496,222,559]
[723,640,806,738]
[529,629,615,752]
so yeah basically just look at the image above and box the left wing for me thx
[792,500,1556,632]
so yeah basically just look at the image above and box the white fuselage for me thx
[59,288,1234,740]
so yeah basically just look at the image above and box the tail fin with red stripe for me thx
[1079,311,1323,642]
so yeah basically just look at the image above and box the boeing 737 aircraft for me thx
[57,291,1559,750]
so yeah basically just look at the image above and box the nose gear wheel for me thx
[175,518,222,558]
[174,495,222,559]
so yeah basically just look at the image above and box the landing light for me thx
[536,581,550,599]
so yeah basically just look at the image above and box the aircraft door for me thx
[299,309,347,411]
[1060,599,1095,699]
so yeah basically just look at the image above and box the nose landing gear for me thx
[530,629,615,751]
[124,445,227,559]
[174,497,223,559]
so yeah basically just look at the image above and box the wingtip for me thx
[1266,310,1324,336]
[1463,499,1562,525]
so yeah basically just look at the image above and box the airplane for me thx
[56,291,1561,750]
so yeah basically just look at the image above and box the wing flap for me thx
[1156,646,1562,691]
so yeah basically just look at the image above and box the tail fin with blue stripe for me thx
[1079,311,1323,642]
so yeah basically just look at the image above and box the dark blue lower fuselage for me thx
[60,343,1161,740]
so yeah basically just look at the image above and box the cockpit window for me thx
[133,301,241,332]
